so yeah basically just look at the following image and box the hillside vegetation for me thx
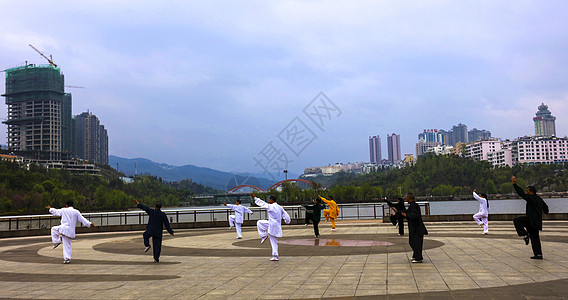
[0,160,220,215]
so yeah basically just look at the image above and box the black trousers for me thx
[389,215,405,235]
[305,211,314,225]
[143,232,163,262]
[409,232,424,260]
[514,216,542,256]
[313,221,320,237]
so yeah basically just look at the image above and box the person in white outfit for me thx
[224,200,253,239]
[473,189,489,234]
[251,193,291,261]
[46,200,95,264]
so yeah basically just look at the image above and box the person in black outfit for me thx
[512,176,549,259]
[385,197,406,235]
[303,198,325,237]
[133,199,174,262]
[400,193,428,263]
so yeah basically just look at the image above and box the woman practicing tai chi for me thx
[319,195,340,231]
[473,189,489,234]
[251,193,291,261]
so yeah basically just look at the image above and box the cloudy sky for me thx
[1,1,567,178]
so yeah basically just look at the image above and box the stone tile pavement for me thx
[1,220,568,299]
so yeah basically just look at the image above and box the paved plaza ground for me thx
[1,220,568,299]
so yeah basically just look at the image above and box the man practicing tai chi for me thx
[319,195,340,231]
[133,199,174,263]
[46,201,95,264]
[251,193,290,261]
[224,200,253,239]
[399,193,428,263]
[473,189,489,234]
[302,198,325,237]
[512,176,549,259]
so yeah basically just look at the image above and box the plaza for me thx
[1,220,568,299]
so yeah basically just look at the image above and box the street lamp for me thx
[284,169,288,181]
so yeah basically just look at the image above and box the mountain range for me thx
[109,155,281,191]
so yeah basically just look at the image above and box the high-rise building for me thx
[387,133,401,164]
[450,123,468,146]
[533,103,556,137]
[2,64,68,161]
[468,128,491,142]
[418,129,444,143]
[369,135,381,163]
[74,111,108,165]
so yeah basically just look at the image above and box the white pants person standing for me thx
[225,200,253,239]
[251,193,291,261]
[473,189,489,234]
[47,201,95,263]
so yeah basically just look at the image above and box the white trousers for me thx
[229,215,243,237]
[51,226,73,260]
[257,220,279,257]
[473,213,488,233]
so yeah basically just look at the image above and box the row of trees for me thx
[268,153,568,203]
[0,160,221,215]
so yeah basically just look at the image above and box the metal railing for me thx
[0,203,431,232]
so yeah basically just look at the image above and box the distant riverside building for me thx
[368,135,382,163]
[416,141,442,157]
[465,139,504,161]
[74,112,108,165]
[387,133,401,164]
[418,129,444,143]
[2,63,109,167]
[513,136,568,165]
[415,124,491,157]
[533,103,556,137]
[2,64,67,160]
[468,128,492,142]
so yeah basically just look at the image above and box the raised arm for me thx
[77,211,93,227]
[473,191,485,203]
[136,203,152,214]
[318,195,331,205]
[47,206,62,217]
[254,197,269,208]
[244,207,253,214]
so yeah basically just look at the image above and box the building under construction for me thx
[2,62,108,167]
[2,64,71,161]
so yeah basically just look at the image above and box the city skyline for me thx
[1,2,568,174]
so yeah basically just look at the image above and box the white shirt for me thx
[255,197,291,237]
[49,207,92,238]
[473,192,489,216]
[227,204,253,224]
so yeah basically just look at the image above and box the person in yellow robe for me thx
[319,195,340,231]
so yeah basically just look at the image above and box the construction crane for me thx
[29,44,57,67]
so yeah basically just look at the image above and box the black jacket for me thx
[513,184,549,230]
[386,200,406,219]
[405,201,428,235]
[305,203,325,222]
[138,203,174,238]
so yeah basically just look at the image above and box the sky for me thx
[1,1,567,178]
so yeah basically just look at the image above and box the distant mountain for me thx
[109,155,276,191]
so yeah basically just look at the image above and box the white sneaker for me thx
[483,232,488,235]
[260,236,267,244]
[144,246,151,252]
[236,236,242,239]
[331,228,335,231]
[53,242,61,249]
[63,259,70,264]
[395,222,399,228]
[229,226,233,230]
[270,256,279,261]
